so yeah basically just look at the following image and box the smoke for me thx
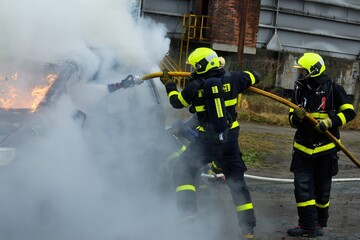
[0,0,170,76]
[0,0,219,239]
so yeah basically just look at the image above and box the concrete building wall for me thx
[277,54,358,94]
[239,50,359,95]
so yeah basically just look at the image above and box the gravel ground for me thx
[1,115,358,240]
[191,122,360,240]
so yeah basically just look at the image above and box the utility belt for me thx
[293,141,338,156]
[196,120,239,144]
[196,120,239,132]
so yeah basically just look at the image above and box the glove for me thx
[314,118,332,133]
[207,161,222,175]
[189,70,198,81]
[207,162,225,181]
[160,70,174,85]
[293,107,306,121]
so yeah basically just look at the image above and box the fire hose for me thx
[139,71,360,169]
[247,86,360,169]
[200,173,360,182]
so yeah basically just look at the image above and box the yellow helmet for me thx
[186,47,220,74]
[293,52,326,77]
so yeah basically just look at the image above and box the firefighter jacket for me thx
[289,74,356,157]
[164,68,260,135]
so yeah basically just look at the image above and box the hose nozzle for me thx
[133,75,144,85]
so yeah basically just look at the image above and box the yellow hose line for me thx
[248,87,360,168]
[141,71,190,80]
[142,71,360,168]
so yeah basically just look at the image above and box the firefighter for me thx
[287,52,356,238]
[160,47,260,239]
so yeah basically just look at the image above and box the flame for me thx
[0,72,57,112]
[30,74,57,112]
[0,82,17,110]
[0,74,18,110]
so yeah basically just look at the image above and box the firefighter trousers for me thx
[173,127,256,229]
[291,151,338,230]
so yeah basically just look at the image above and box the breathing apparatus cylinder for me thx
[203,77,229,141]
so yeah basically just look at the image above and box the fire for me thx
[0,82,17,110]
[30,74,57,112]
[0,72,57,112]
[0,74,18,110]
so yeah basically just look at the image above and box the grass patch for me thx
[236,94,290,126]
[238,110,289,126]
[343,115,360,131]
[239,131,277,168]
[242,149,263,168]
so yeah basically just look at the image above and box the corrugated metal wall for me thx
[258,0,360,60]
[140,0,360,94]
[141,0,360,60]
[140,0,191,38]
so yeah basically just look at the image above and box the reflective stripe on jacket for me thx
[289,75,356,157]
[165,68,258,132]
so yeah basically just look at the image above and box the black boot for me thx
[287,226,316,238]
[240,226,254,239]
[316,225,324,236]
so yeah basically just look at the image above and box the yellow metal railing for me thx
[160,54,180,72]
[160,55,187,88]
[179,14,210,73]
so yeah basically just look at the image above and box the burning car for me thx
[0,56,167,166]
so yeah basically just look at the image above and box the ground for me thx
[2,114,359,239]
[194,122,360,240]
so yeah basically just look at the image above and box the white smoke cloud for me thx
[0,0,169,74]
[0,0,212,239]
